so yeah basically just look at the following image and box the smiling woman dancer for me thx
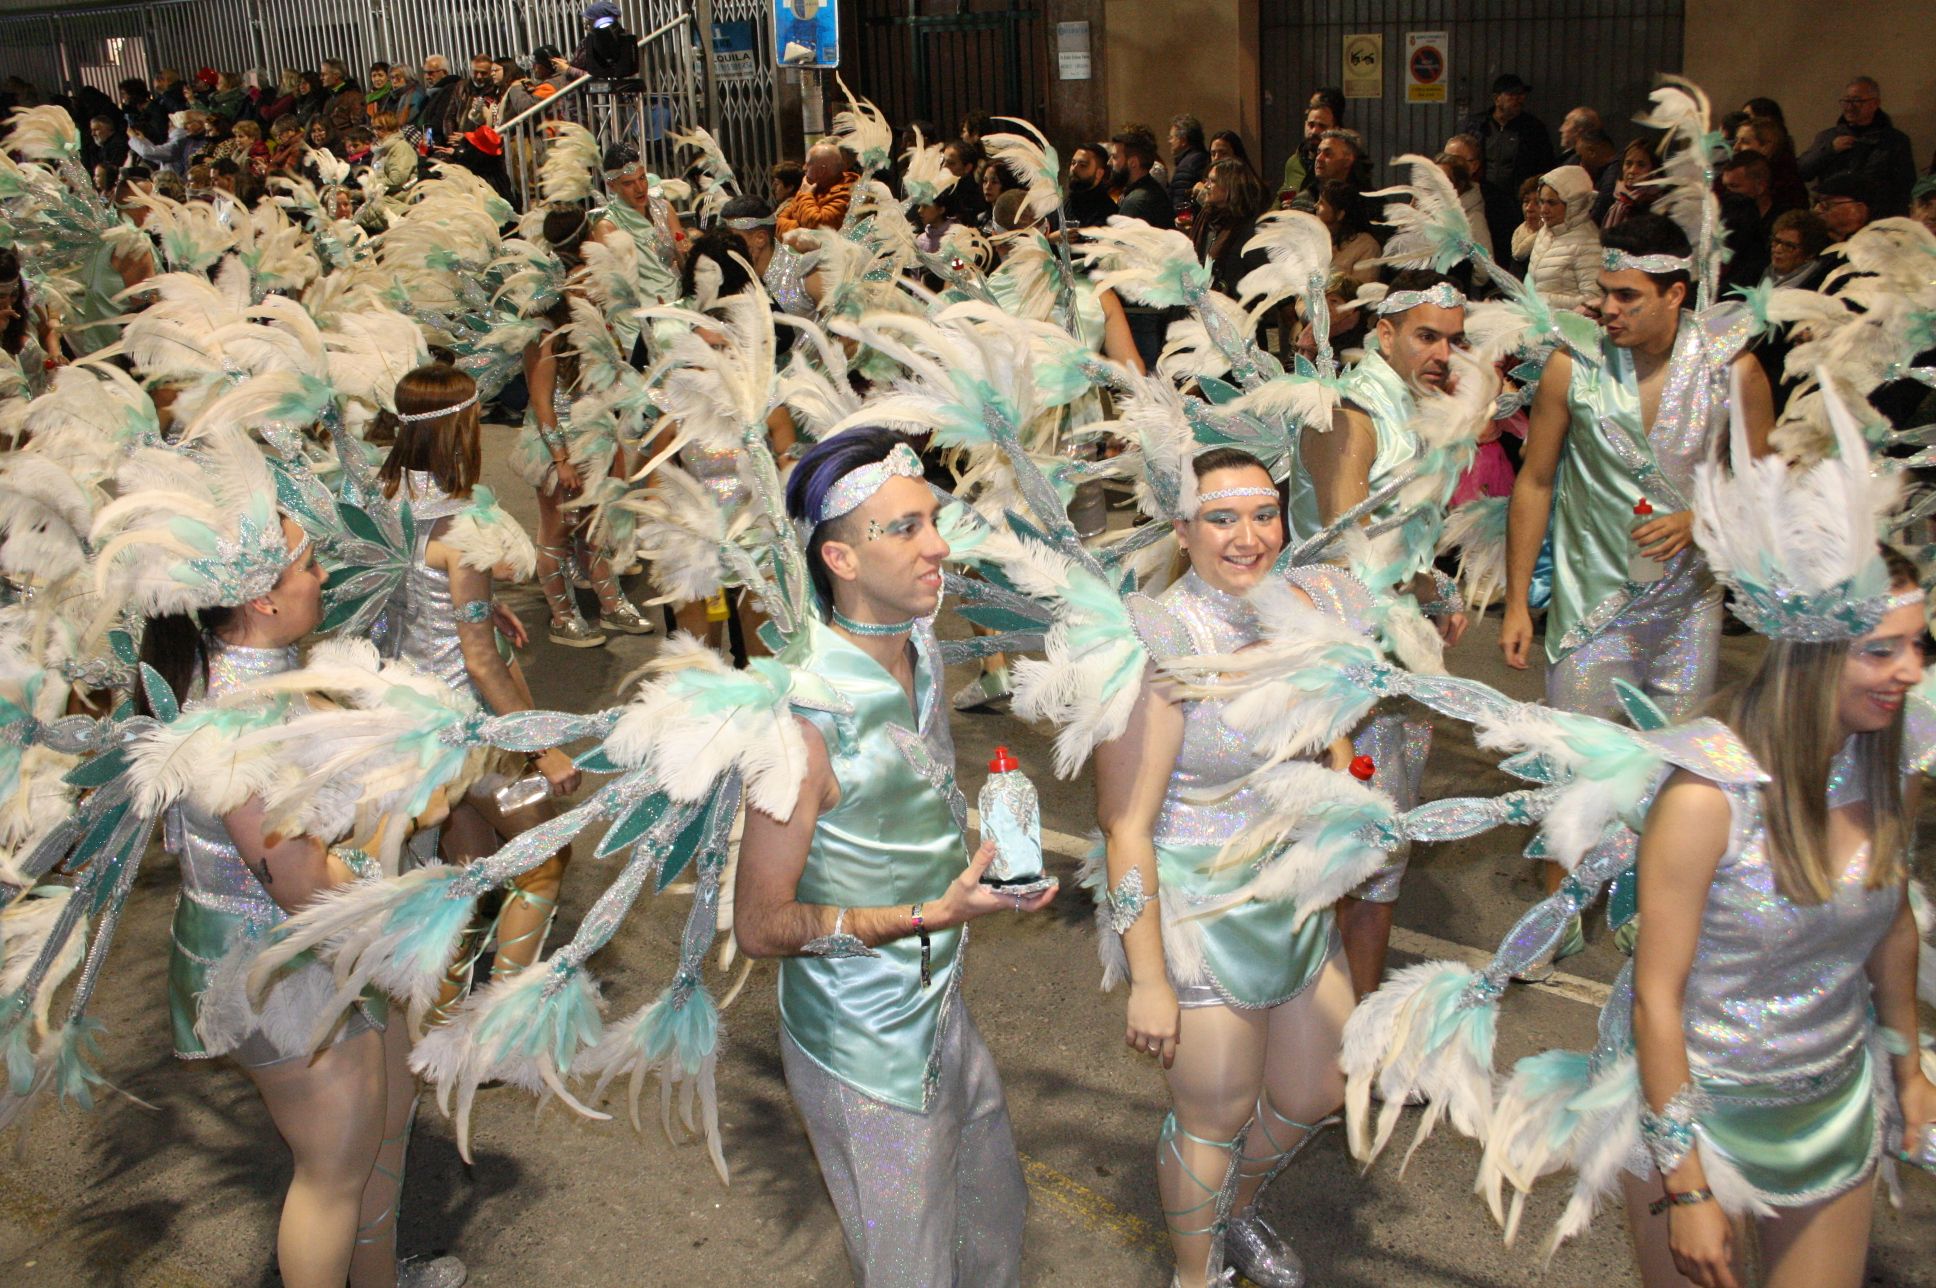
[1093,447,1360,1288]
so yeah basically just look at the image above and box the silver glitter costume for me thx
[1543,308,1752,720]
[763,242,815,319]
[166,641,378,1067]
[781,996,1025,1288]
[1121,568,1348,1008]
[391,471,483,700]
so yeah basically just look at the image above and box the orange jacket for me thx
[775,173,856,234]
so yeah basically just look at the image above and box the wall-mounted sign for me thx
[1405,32,1448,104]
[775,0,838,69]
[1342,32,1382,99]
[1056,21,1092,81]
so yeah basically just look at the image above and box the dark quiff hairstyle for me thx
[1599,211,1693,297]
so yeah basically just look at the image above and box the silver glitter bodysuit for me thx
[764,243,815,319]
[392,471,484,702]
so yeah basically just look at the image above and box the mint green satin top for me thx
[1288,349,1418,546]
[1546,310,1749,662]
[778,617,972,1112]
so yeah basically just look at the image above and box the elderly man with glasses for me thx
[1798,76,1916,217]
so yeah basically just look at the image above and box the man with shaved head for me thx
[776,140,855,234]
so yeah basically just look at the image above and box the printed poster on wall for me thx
[775,0,838,68]
[1405,32,1448,104]
[1342,33,1382,99]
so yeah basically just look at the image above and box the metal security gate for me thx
[1258,0,1684,187]
[843,0,1047,135]
[0,0,779,205]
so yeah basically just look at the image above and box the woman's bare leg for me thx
[1160,1003,1268,1287]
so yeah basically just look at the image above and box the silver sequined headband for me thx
[397,393,478,424]
[817,443,924,524]
[1194,487,1278,504]
[604,161,648,181]
[724,215,776,231]
[1603,248,1692,275]
[1376,281,1467,314]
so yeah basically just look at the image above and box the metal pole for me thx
[693,0,717,136]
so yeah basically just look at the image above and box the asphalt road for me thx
[3,425,1931,1287]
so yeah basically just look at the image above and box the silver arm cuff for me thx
[1103,868,1152,936]
[1638,1083,1703,1177]
[800,905,881,959]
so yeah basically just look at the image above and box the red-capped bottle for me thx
[1349,755,1376,782]
[1628,497,1666,584]
[978,745,1043,884]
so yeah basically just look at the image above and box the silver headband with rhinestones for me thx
[397,393,478,424]
[1376,281,1468,314]
[817,443,924,524]
[1194,486,1278,504]
[1603,248,1692,275]
[723,215,776,231]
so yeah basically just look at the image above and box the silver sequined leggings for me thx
[1545,581,1721,721]
[780,1000,1027,1287]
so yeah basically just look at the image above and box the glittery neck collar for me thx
[205,638,299,697]
[1178,569,1260,632]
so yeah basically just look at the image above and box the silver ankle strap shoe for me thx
[1225,1206,1307,1288]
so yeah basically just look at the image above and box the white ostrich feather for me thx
[322,308,429,413]
[1340,959,1496,1168]
[442,496,538,581]
[1237,209,1334,313]
[1437,496,1511,614]
[1366,153,1477,270]
[983,116,1062,224]
[601,636,812,821]
[1076,218,1206,310]
[0,455,95,583]
[898,133,959,206]
[1202,758,1396,920]
[1005,539,1147,778]
[4,106,80,162]
[774,322,862,437]
[537,122,600,207]
[828,75,893,170]
[637,286,778,441]
[626,465,745,603]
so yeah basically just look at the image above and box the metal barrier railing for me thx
[500,13,701,213]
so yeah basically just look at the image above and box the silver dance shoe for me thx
[598,600,657,636]
[547,615,608,648]
[397,1253,468,1287]
[1224,1206,1307,1288]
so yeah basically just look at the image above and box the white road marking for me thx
[980,808,1614,1009]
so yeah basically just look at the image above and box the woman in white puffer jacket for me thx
[1526,164,1602,313]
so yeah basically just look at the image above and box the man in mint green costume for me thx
[1290,268,1469,999]
[592,142,685,352]
[736,429,1057,1286]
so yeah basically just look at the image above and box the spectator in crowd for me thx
[1733,113,1809,213]
[768,158,804,207]
[959,109,991,156]
[1526,165,1600,313]
[154,67,190,116]
[319,59,365,138]
[338,126,374,168]
[1508,175,1544,279]
[119,77,169,144]
[1306,128,1365,197]
[1317,178,1380,287]
[1556,105,1601,166]
[1109,129,1172,230]
[1914,175,1936,238]
[1812,171,1874,243]
[306,117,336,155]
[940,139,987,228]
[976,159,1020,237]
[293,70,330,126]
[1193,158,1270,298]
[440,55,500,143]
[1279,101,1336,201]
[85,115,129,174]
[418,55,461,136]
[1797,76,1916,217]
[207,71,247,123]
[368,112,418,195]
[1434,150,1492,257]
[502,47,573,121]
[775,141,855,234]
[189,66,219,111]
[1167,114,1210,214]
[572,0,640,80]
[913,191,959,256]
[268,116,304,172]
[1718,150,1787,290]
[1597,135,1661,228]
[257,69,298,126]
[386,64,425,125]
[449,125,512,202]
[363,63,394,117]
[1752,209,1834,413]
[1064,142,1116,228]
[128,110,198,176]
[1573,127,1617,186]
[1459,72,1556,255]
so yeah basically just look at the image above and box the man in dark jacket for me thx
[1458,73,1555,255]
[439,55,501,143]
[1063,143,1116,228]
[85,115,129,174]
[319,59,365,138]
[118,78,170,148]
[1797,77,1917,218]
[417,55,463,139]
[1166,114,1210,215]
[1111,130,1172,230]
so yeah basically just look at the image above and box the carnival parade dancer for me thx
[591,140,686,353]
[1293,267,1472,998]
[1095,447,1361,1288]
[376,362,580,990]
[97,429,464,1288]
[734,429,1057,1286]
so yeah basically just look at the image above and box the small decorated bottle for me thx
[1349,754,1376,783]
[1627,498,1666,584]
[978,745,1044,884]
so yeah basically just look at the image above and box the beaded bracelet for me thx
[1647,1187,1715,1216]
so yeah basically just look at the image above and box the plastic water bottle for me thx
[978,745,1044,884]
[1349,755,1376,783]
[1628,498,1666,584]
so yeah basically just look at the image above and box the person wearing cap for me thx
[1812,171,1874,244]
[1458,73,1556,260]
[1797,76,1916,219]
[1525,164,1602,313]
[1291,268,1470,999]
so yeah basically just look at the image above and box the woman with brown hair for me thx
[377,362,580,988]
[1191,157,1272,300]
